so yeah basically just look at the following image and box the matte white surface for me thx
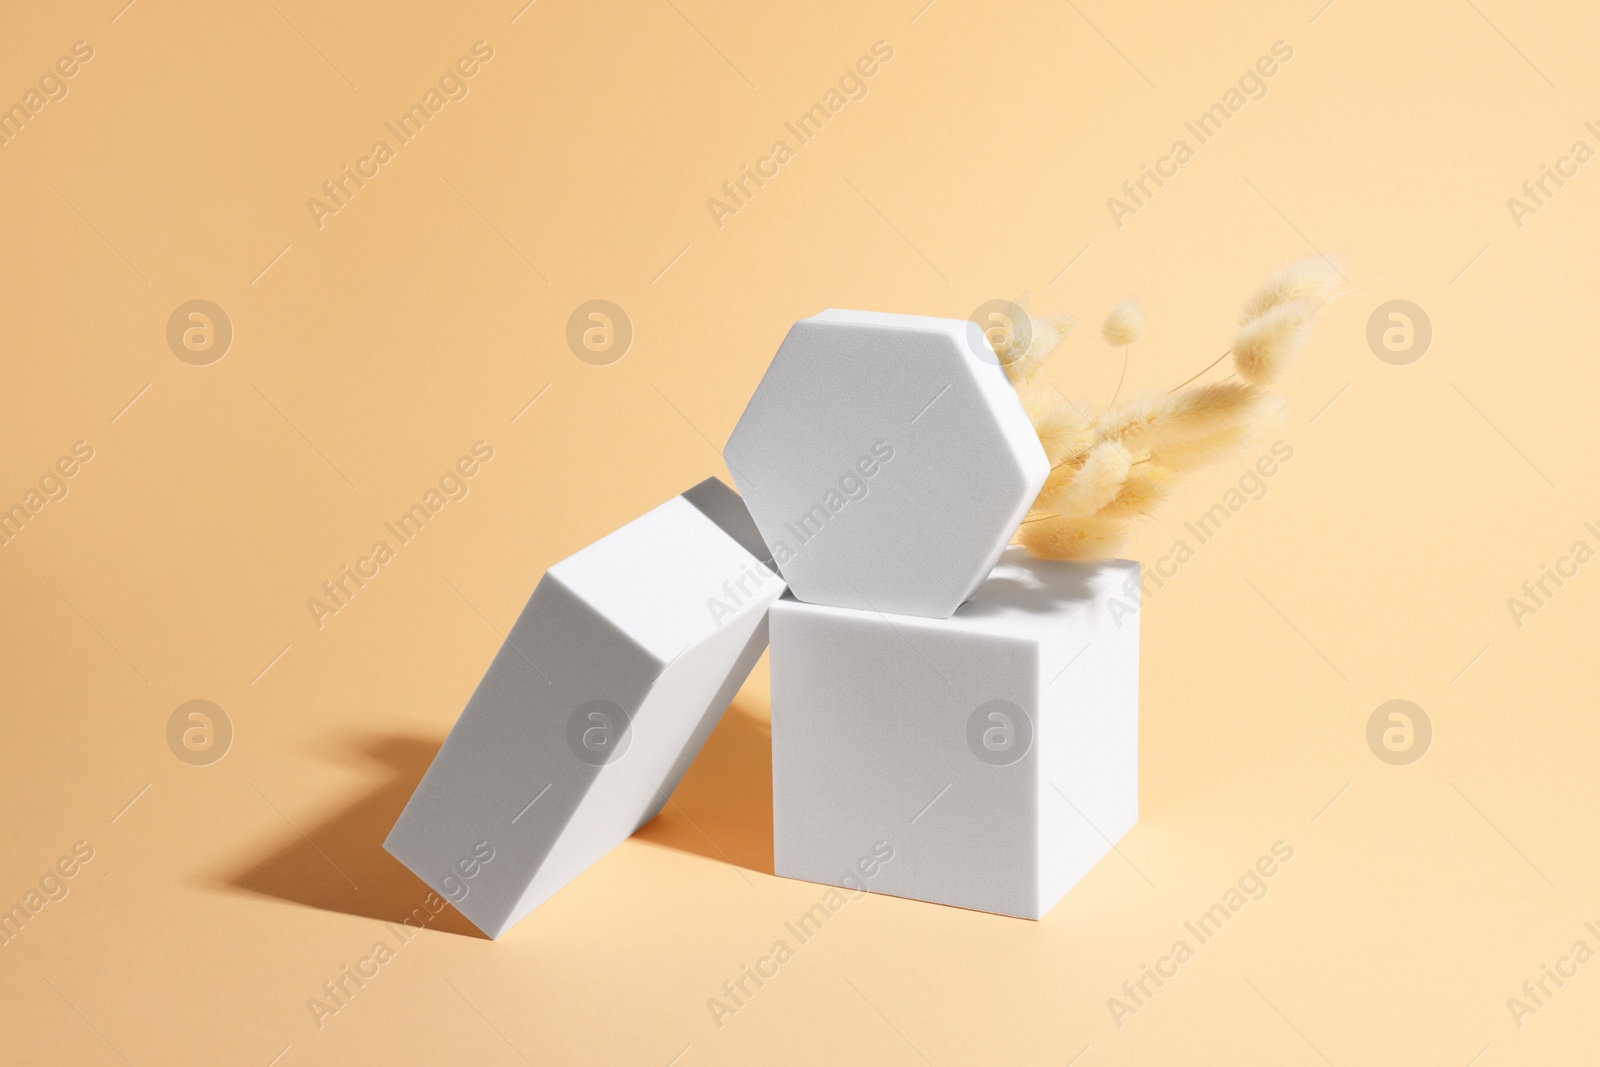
[770,548,1139,919]
[725,309,1048,619]
[385,478,783,938]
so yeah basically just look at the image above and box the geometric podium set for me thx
[386,310,1138,937]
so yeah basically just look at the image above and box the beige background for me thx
[3,0,1597,1063]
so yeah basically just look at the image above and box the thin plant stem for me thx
[1051,444,1091,472]
[1107,347,1130,408]
[1169,347,1231,392]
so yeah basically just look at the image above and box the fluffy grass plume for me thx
[1237,255,1342,323]
[1101,297,1145,347]
[1092,388,1175,451]
[1041,441,1131,518]
[1017,383,1094,466]
[1020,513,1127,561]
[1033,461,1086,515]
[1233,300,1314,385]
[1150,416,1265,472]
[1231,255,1340,384]
[1153,382,1269,446]
[1003,312,1075,385]
[1098,382,1267,453]
[1098,462,1176,519]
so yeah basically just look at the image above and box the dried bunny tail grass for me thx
[1101,297,1145,347]
[1098,461,1177,519]
[1232,298,1315,385]
[1238,255,1342,324]
[1148,391,1286,471]
[1017,383,1094,465]
[1020,513,1128,561]
[1003,312,1075,384]
[1093,388,1175,450]
[1043,440,1131,519]
[1006,257,1339,563]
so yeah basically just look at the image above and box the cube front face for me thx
[385,482,783,938]
[771,551,1140,920]
[725,309,1048,620]
[771,600,1043,917]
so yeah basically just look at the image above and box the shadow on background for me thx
[222,733,486,938]
[223,701,774,929]
[635,698,775,876]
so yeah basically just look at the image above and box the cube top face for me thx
[725,309,1049,619]
[780,547,1138,677]
[956,548,1140,648]
[385,479,782,938]
[549,487,777,663]
[770,551,1139,920]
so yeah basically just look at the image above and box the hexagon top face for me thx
[725,309,1048,619]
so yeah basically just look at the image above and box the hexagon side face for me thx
[770,549,1138,920]
[384,480,785,938]
[726,309,1047,619]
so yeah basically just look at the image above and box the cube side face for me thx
[637,611,772,827]
[770,599,1042,918]
[1034,560,1141,918]
[385,487,785,938]
[726,310,1047,619]
[550,494,779,662]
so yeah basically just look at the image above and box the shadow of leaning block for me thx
[220,732,488,939]
[634,699,776,876]
[224,701,777,933]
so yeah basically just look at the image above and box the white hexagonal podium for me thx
[385,478,782,938]
[769,549,1140,919]
[725,309,1048,619]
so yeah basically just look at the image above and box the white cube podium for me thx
[386,478,783,938]
[770,549,1139,919]
[725,310,1048,620]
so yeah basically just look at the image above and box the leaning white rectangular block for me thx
[386,478,783,938]
[771,548,1139,919]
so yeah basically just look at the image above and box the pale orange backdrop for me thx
[2,0,1597,1064]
